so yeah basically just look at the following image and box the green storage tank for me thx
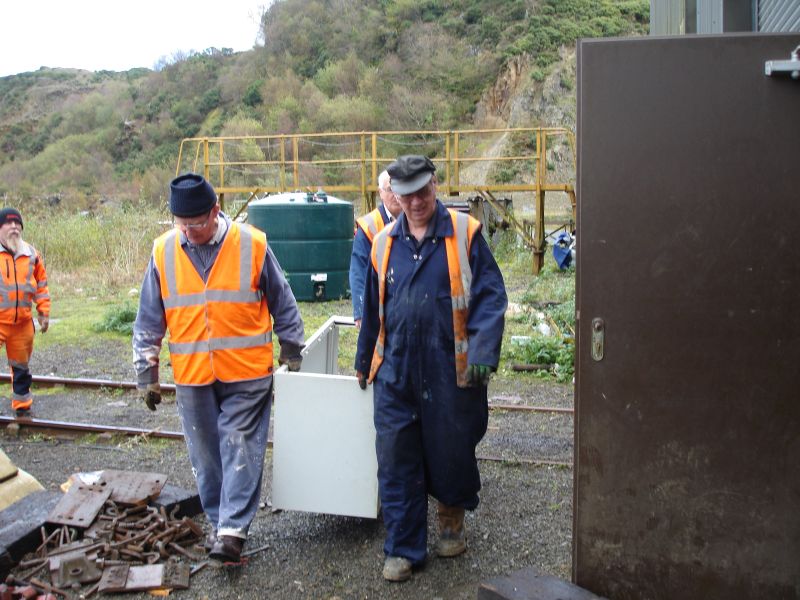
[247,191,354,301]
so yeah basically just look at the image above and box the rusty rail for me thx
[0,373,572,414]
[0,416,184,440]
[0,373,176,393]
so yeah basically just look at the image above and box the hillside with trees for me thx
[0,0,648,210]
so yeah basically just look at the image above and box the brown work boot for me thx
[208,535,244,565]
[435,502,466,557]
[382,556,412,582]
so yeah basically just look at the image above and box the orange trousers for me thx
[0,320,35,410]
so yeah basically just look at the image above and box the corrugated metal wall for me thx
[652,0,800,33]
[650,0,686,34]
[758,0,800,31]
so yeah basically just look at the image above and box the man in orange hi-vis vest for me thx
[133,174,304,567]
[355,155,507,582]
[0,208,50,417]
[349,170,402,328]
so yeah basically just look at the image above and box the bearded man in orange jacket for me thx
[0,208,50,417]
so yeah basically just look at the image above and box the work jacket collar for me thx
[392,199,453,240]
[0,240,33,258]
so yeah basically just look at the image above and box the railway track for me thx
[0,373,574,468]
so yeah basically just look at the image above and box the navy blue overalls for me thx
[355,200,507,565]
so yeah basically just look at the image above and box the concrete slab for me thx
[0,490,61,580]
[478,567,607,600]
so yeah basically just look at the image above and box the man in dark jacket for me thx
[355,155,507,581]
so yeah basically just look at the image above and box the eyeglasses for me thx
[175,211,213,230]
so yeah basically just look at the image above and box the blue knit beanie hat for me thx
[169,173,217,217]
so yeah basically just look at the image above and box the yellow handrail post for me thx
[370,133,378,213]
[192,141,201,173]
[445,133,451,197]
[175,141,185,177]
[292,137,299,189]
[454,132,460,193]
[279,136,286,192]
[218,140,225,211]
[203,138,210,182]
[360,134,367,209]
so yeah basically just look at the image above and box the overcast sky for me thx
[0,1,268,77]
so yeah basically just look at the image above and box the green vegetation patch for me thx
[93,301,138,336]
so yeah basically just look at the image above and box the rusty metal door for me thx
[575,34,800,600]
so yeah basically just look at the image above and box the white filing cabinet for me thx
[272,316,379,518]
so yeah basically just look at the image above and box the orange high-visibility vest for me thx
[153,222,273,385]
[0,243,50,325]
[355,208,387,243]
[368,209,481,388]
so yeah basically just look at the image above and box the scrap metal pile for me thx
[5,470,208,598]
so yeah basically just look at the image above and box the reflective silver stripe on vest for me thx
[454,339,469,354]
[373,230,391,320]
[37,281,47,288]
[375,340,384,358]
[454,212,472,307]
[0,300,18,308]
[163,289,260,309]
[162,230,180,298]
[169,331,273,355]
[238,225,253,292]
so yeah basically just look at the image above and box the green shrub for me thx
[93,301,138,335]
[504,335,574,383]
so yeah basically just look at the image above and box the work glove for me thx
[356,371,367,390]
[278,342,304,372]
[138,382,162,411]
[467,364,492,387]
[37,314,49,333]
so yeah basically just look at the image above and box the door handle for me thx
[765,44,800,79]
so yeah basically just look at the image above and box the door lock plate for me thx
[591,318,604,361]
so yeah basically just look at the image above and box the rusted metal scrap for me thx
[46,485,111,528]
[96,470,167,506]
[98,562,190,593]
[14,476,207,598]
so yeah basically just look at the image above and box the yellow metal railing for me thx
[175,128,576,273]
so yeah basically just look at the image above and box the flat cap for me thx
[387,155,436,195]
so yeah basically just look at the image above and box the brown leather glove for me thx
[356,371,367,390]
[138,382,162,411]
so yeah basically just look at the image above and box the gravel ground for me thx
[1,339,575,599]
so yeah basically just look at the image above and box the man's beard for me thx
[4,234,20,254]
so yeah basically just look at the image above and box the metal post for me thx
[203,138,210,182]
[445,134,451,197]
[292,137,299,189]
[454,132,460,194]
[360,134,367,209]
[533,130,545,274]
[218,141,225,211]
[279,136,286,192]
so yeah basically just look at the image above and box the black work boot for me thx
[435,502,466,557]
[209,535,244,565]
